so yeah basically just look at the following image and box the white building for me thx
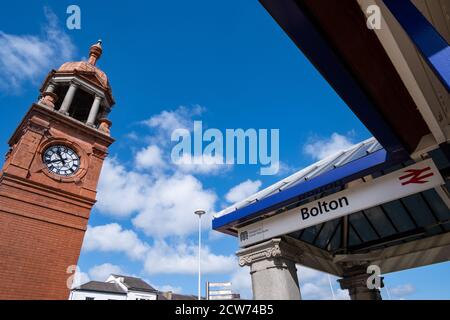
[69,274,158,300]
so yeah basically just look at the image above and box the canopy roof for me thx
[213,138,450,260]
[213,138,397,234]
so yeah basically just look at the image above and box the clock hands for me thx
[56,149,67,165]
[44,146,79,176]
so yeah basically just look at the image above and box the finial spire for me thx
[88,40,103,66]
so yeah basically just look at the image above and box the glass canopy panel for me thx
[381,201,416,232]
[363,206,397,238]
[328,222,342,251]
[348,212,379,242]
[348,224,363,247]
[300,225,322,243]
[314,220,339,248]
[402,194,437,227]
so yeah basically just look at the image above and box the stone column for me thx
[46,82,56,93]
[237,238,302,300]
[59,82,79,115]
[338,271,384,300]
[86,95,102,127]
[39,82,58,109]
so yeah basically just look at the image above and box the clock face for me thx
[42,145,80,177]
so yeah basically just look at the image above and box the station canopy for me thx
[213,137,450,260]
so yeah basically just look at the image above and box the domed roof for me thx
[58,40,109,89]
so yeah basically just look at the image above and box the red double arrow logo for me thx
[399,167,434,186]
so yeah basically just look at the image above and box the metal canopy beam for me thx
[384,0,450,91]
[258,0,430,153]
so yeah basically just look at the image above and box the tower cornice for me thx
[8,103,115,147]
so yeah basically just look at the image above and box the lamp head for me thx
[194,209,206,216]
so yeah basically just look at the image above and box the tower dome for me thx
[38,40,115,131]
[58,40,110,90]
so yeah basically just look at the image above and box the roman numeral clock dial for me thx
[43,145,80,177]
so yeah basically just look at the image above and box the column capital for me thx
[338,270,384,300]
[69,80,80,88]
[339,273,384,290]
[237,238,303,267]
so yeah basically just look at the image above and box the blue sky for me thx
[0,0,448,299]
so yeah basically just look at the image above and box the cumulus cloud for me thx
[230,267,253,299]
[297,266,350,300]
[174,154,231,175]
[82,223,235,276]
[0,7,76,92]
[71,268,90,288]
[97,158,217,237]
[82,223,149,260]
[225,179,262,203]
[390,284,415,299]
[135,145,166,169]
[131,173,217,237]
[303,133,355,161]
[142,105,205,145]
[88,263,123,281]
[144,240,236,275]
[96,159,148,217]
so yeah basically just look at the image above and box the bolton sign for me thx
[238,158,444,247]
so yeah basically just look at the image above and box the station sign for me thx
[238,158,444,247]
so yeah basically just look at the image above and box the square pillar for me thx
[237,238,302,300]
[339,270,384,300]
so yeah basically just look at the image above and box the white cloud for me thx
[131,172,217,238]
[225,179,262,203]
[297,265,324,281]
[144,240,235,275]
[97,158,218,238]
[96,159,148,218]
[230,267,253,299]
[82,223,149,260]
[297,266,350,300]
[135,145,165,169]
[71,269,90,288]
[303,133,354,161]
[142,105,205,145]
[174,154,230,175]
[144,109,187,133]
[97,106,223,238]
[88,263,123,281]
[0,7,75,92]
[390,284,415,298]
[81,222,235,276]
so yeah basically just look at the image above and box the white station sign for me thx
[238,158,444,247]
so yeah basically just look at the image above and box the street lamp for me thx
[194,209,206,301]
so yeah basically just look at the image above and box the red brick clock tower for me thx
[0,41,115,299]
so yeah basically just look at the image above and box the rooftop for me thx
[110,274,158,293]
[73,281,125,295]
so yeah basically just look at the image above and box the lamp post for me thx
[194,209,206,301]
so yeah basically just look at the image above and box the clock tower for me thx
[0,41,115,299]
